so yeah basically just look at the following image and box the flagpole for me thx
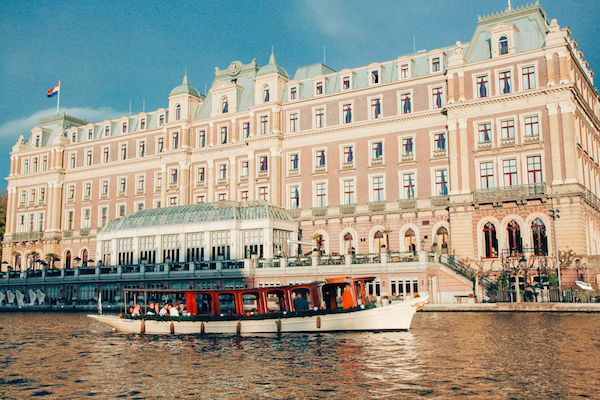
[56,81,61,115]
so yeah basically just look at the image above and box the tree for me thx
[459,257,494,302]
[0,190,6,261]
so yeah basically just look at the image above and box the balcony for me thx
[342,161,354,170]
[524,135,540,144]
[288,210,301,218]
[339,204,356,214]
[217,178,228,186]
[368,202,386,212]
[256,171,269,179]
[398,198,417,209]
[401,153,414,162]
[473,183,546,204]
[62,230,73,238]
[314,165,326,174]
[432,149,447,158]
[312,207,327,217]
[12,232,43,242]
[370,158,383,166]
[431,196,449,207]
[500,138,515,147]
[288,168,300,176]
[80,228,90,236]
[239,176,248,183]
[477,141,492,150]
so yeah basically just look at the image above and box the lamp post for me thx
[550,208,562,301]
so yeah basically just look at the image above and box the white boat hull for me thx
[88,296,427,334]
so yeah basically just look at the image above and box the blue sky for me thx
[0,0,598,190]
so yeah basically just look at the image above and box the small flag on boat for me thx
[97,292,103,315]
[47,82,60,97]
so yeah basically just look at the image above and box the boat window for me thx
[196,293,213,315]
[218,293,237,315]
[291,288,312,311]
[266,290,286,312]
[242,293,259,313]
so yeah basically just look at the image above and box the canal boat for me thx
[88,277,427,334]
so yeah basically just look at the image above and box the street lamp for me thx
[550,208,562,301]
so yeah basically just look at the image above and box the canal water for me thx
[0,312,598,399]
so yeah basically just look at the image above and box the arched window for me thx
[531,218,548,256]
[65,250,72,269]
[436,227,448,245]
[374,231,385,252]
[82,249,89,265]
[343,232,354,255]
[263,85,270,102]
[314,234,325,256]
[175,104,181,120]
[14,253,21,270]
[507,220,522,256]
[221,97,228,113]
[499,36,509,55]
[483,222,498,258]
[404,229,416,252]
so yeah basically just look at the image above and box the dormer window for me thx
[35,136,40,147]
[220,126,228,144]
[122,122,127,133]
[175,104,181,120]
[140,119,145,130]
[371,70,379,84]
[159,114,165,125]
[263,85,270,102]
[499,36,509,55]
[87,129,93,140]
[104,126,110,136]
[315,82,323,95]
[432,57,440,72]
[71,132,77,143]
[290,86,297,100]
[221,97,229,113]
[343,76,351,90]
[400,64,409,79]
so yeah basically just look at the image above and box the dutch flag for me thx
[47,82,60,97]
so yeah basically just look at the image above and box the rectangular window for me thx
[68,185,75,200]
[400,64,409,78]
[105,126,110,136]
[196,195,205,204]
[259,156,268,172]
[158,137,164,152]
[527,156,542,184]
[159,114,165,125]
[38,213,44,232]
[403,173,415,199]
[70,154,76,169]
[289,154,299,170]
[478,123,492,143]
[103,147,109,163]
[343,180,355,205]
[260,115,269,135]
[137,202,144,211]
[316,82,323,95]
[343,76,350,89]
[71,132,77,143]
[432,87,443,109]
[258,186,269,201]
[197,167,205,183]
[401,93,411,114]
[170,169,178,184]
[101,180,108,196]
[432,57,440,72]
[316,183,327,207]
[218,193,227,202]
[500,120,515,140]
[84,182,91,199]
[100,207,108,226]
[118,205,126,217]
[343,146,354,163]
[524,116,539,137]
[402,138,414,155]
[434,133,446,151]
[42,156,47,171]
[372,176,384,202]
[88,129,93,140]
[503,159,518,187]
[371,70,379,84]
[241,161,249,177]
[522,66,536,90]
[33,157,38,172]
[173,131,179,149]
[156,173,162,189]
[86,150,92,166]
[240,191,248,202]
[122,122,127,133]
[220,127,227,144]
[82,209,91,229]
[242,123,250,138]
[290,87,297,100]
[219,164,227,180]
[372,142,383,160]
[199,130,206,147]
[499,71,511,94]
[40,188,45,203]
[343,104,352,123]
[315,108,324,128]
[480,162,494,189]
[138,141,146,157]
[30,189,36,204]
[169,197,178,207]
[316,150,326,167]
[137,176,145,192]
[289,186,300,210]
[140,118,145,130]
[477,75,489,98]
[371,98,381,119]
[120,143,127,160]
[23,159,29,174]
[289,113,299,133]
[66,211,74,230]
[435,170,448,195]
[119,178,127,193]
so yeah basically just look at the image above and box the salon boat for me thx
[88,277,427,334]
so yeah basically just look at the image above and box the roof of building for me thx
[169,72,202,98]
[292,63,336,81]
[257,51,289,78]
[100,201,293,232]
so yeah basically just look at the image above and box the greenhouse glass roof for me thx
[100,201,292,232]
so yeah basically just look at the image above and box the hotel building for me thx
[2,3,599,288]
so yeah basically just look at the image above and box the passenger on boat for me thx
[293,293,309,311]
[159,304,169,317]
[146,302,155,315]
[128,306,135,314]
[170,302,180,317]
[178,303,191,316]
[132,304,142,316]
[154,303,161,315]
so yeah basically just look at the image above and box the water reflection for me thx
[0,312,599,399]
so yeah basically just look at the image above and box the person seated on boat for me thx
[170,302,180,317]
[293,293,309,311]
[342,287,354,309]
[154,302,161,315]
[159,304,170,317]
[178,303,189,316]
[146,302,155,315]
[128,306,135,315]
[132,304,142,316]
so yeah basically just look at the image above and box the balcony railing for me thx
[11,232,43,242]
[339,204,356,214]
[430,196,449,206]
[312,207,327,217]
[398,199,417,209]
[473,183,546,204]
[368,202,386,212]
[524,135,540,144]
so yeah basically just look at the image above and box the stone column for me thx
[546,103,563,185]
[558,53,571,84]
[270,149,281,206]
[458,118,470,194]
[160,164,167,206]
[545,53,556,86]
[447,73,455,103]
[560,101,578,184]
[179,161,190,205]
[447,119,460,195]
[228,156,236,200]
[458,72,465,102]
[248,154,256,200]
[207,163,214,202]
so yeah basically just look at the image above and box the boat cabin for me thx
[124,277,374,317]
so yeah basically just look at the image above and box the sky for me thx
[0,0,598,190]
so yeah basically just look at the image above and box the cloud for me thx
[298,0,367,40]
[0,107,125,140]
